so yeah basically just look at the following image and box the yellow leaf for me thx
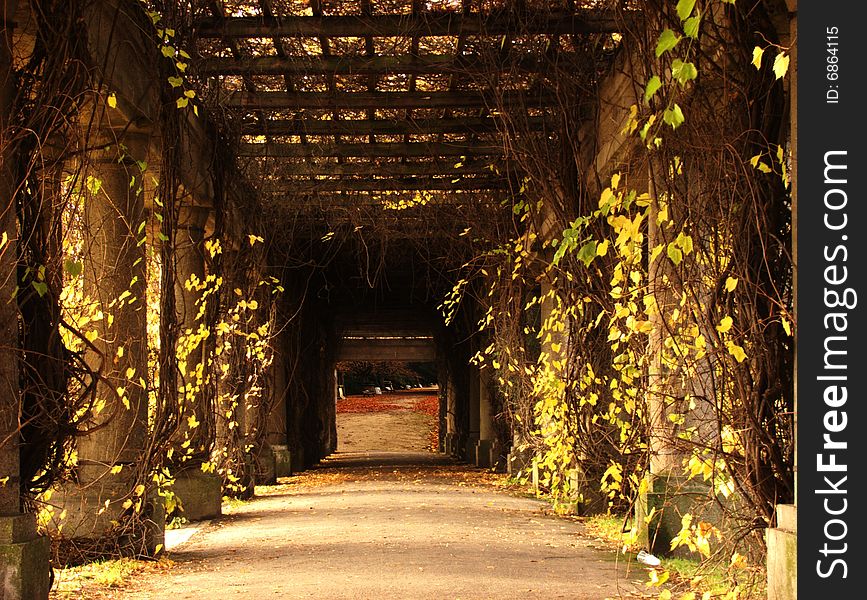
[751,46,764,69]
[122,499,133,509]
[727,342,747,363]
[730,551,748,569]
[781,317,792,336]
[107,93,117,109]
[724,276,738,292]
[134,484,145,496]
[716,316,733,333]
[109,465,123,474]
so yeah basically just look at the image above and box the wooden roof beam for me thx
[238,115,552,136]
[194,11,628,38]
[194,54,562,76]
[238,141,505,158]
[270,159,507,176]
[261,176,511,192]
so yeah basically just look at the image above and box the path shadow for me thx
[316,450,459,470]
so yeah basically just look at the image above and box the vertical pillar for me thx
[52,131,163,554]
[465,363,481,460]
[766,4,797,598]
[0,3,51,594]
[169,205,221,521]
[638,167,721,555]
[214,247,254,498]
[474,367,495,468]
[266,290,291,476]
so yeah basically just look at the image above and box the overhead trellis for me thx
[190,0,632,221]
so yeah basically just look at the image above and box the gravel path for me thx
[55,394,651,599]
[106,452,649,600]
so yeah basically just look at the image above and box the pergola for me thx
[190,0,629,212]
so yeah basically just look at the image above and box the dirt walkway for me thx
[53,394,652,599]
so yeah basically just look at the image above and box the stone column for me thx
[474,367,495,468]
[638,168,721,555]
[169,205,221,521]
[0,4,52,594]
[766,4,797,598]
[53,132,163,554]
[266,319,291,476]
[465,362,481,460]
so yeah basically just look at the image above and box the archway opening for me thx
[335,360,439,454]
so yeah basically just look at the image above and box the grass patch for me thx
[221,495,252,512]
[52,557,174,597]
[585,513,633,542]
[655,555,768,599]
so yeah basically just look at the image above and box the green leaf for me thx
[161,45,176,58]
[64,260,83,278]
[168,76,183,88]
[644,76,662,102]
[773,52,790,79]
[32,281,48,297]
[639,119,653,141]
[577,241,598,267]
[676,0,696,21]
[683,14,701,38]
[663,104,685,129]
[672,60,698,85]
[176,97,189,108]
[655,29,681,58]
[751,46,764,69]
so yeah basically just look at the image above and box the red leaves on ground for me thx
[336,396,404,413]
[336,392,441,451]
[411,396,440,451]
[412,396,439,417]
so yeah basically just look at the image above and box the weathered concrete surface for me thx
[766,504,796,600]
[99,453,649,599]
[171,471,222,523]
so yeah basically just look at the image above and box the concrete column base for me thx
[464,434,480,463]
[636,472,723,556]
[442,433,456,456]
[50,475,165,560]
[256,448,277,485]
[0,514,51,600]
[766,504,796,600]
[563,467,606,515]
[289,446,306,474]
[507,446,533,476]
[171,470,223,522]
[474,439,494,468]
[271,445,292,477]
